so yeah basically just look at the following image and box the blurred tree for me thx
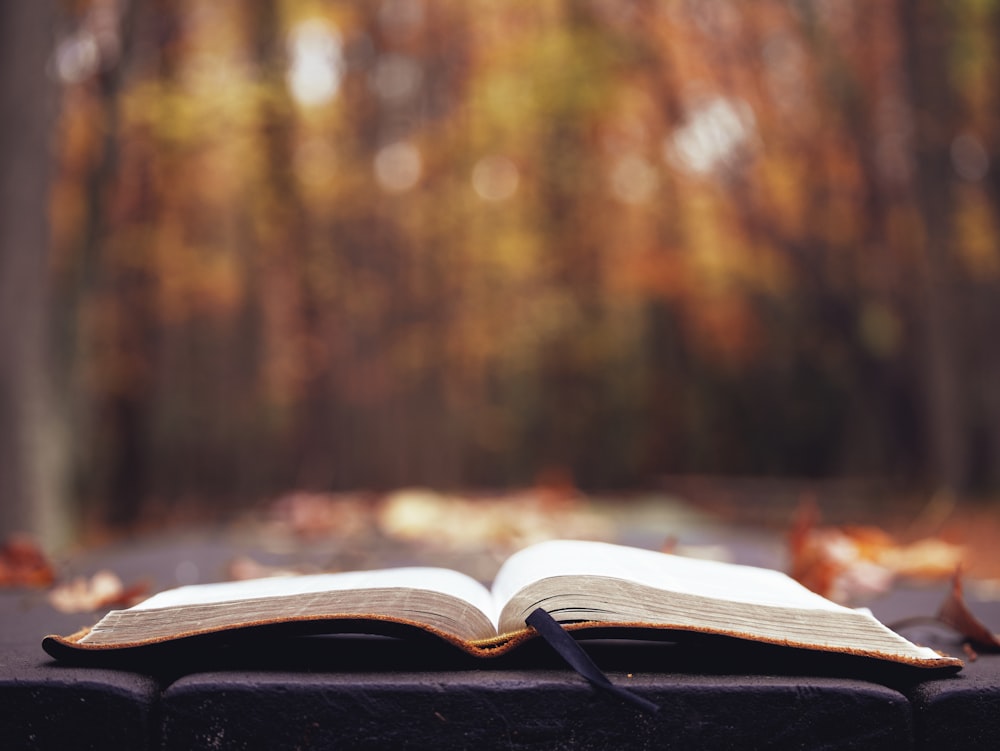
[39,0,1000,526]
[0,2,67,544]
[900,0,968,494]
[983,1,1000,489]
[56,0,149,528]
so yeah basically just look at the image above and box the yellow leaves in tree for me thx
[153,223,243,323]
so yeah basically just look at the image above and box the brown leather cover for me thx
[43,615,963,670]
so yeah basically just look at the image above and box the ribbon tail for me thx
[526,607,660,714]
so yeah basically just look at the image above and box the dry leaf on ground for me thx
[266,491,374,541]
[376,487,611,552]
[48,570,149,613]
[789,500,964,603]
[0,535,56,588]
[936,571,1000,658]
[226,555,318,581]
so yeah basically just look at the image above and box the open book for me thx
[44,540,960,669]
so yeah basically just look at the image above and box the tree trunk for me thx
[0,3,67,545]
[899,0,968,495]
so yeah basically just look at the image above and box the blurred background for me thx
[2,0,999,551]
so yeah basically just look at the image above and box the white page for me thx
[491,539,851,614]
[133,567,496,622]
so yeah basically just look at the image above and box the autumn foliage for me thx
[41,0,1000,524]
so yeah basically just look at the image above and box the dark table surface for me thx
[2,527,999,751]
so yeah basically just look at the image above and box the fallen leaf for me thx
[789,501,894,601]
[48,570,149,613]
[788,500,964,603]
[226,555,317,581]
[936,570,1000,654]
[267,491,373,541]
[376,487,611,552]
[0,535,56,588]
[879,538,967,579]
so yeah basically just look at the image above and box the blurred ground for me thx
[657,477,1000,582]
[23,480,992,616]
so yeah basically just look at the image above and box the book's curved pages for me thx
[43,540,962,670]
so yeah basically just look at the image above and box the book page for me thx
[491,540,849,615]
[134,567,495,621]
[490,540,951,664]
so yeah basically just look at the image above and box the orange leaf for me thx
[48,570,150,613]
[936,571,1000,654]
[0,535,56,588]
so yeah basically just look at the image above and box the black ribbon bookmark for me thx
[526,608,660,714]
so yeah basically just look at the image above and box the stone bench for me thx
[2,533,997,750]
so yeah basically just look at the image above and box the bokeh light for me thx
[374,141,422,193]
[471,155,519,202]
[286,19,343,107]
